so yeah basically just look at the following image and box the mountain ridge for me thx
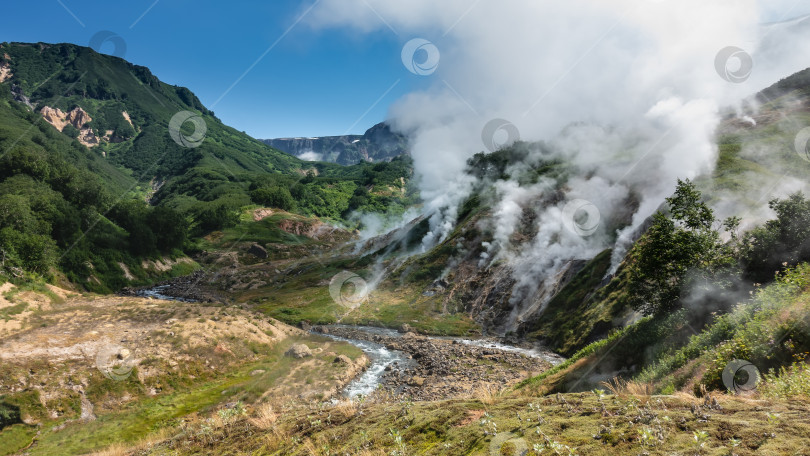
[262,121,408,165]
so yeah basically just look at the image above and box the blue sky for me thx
[0,1,418,138]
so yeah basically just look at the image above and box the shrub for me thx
[626,179,737,316]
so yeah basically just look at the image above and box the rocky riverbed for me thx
[119,270,224,302]
[312,325,558,401]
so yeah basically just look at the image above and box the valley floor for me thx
[0,284,367,455]
[124,390,810,455]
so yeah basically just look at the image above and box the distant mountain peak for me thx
[263,122,409,165]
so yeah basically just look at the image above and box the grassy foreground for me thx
[89,389,809,455]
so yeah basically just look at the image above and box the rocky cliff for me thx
[263,122,408,165]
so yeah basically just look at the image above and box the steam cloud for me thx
[306,1,810,328]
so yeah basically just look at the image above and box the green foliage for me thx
[626,179,736,316]
[190,204,240,235]
[107,200,187,255]
[62,124,79,139]
[250,186,294,211]
[0,41,417,290]
[742,192,810,282]
[0,227,57,276]
[636,263,810,392]
[0,401,21,429]
[760,362,810,399]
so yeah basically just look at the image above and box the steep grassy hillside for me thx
[0,42,416,290]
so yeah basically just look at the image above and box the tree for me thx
[63,124,80,139]
[194,204,239,234]
[627,179,736,316]
[0,227,57,276]
[250,186,294,211]
[114,122,135,139]
[741,192,810,282]
[148,206,187,252]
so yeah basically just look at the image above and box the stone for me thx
[285,344,312,359]
[334,354,352,364]
[248,243,268,259]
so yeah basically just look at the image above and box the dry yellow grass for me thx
[88,428,171,456]
[88,443,128,456]
[601,376,654,398]
[249,402,278,430]
[470,383,508,405]
[330,399,359,419]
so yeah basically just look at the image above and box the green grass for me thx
[2,333,364,456]
[636,264,810,394]
[0,302,26,321]
[523,249,633,356]
[215,213,316,247]
[30,373,248,455]
[136,392,810,455]
[0,424,37,456]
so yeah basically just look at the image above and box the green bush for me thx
[250,186,295,211]
[626,179,737,316]
[742,193,810,283]
[62,124,80,139]
[0,401,21,429]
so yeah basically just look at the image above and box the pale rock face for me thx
[0,53,11,82]
[39,106,99,147]
[0,62,11,82]
[285,343,313,359]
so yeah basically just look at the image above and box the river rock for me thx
[318,325,558,401]
[248,243,268,259]
[285,344,312,359]
[334,354,352,364]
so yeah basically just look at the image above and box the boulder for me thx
[285,344,312,359]
[333,354,352,364]
[248,243,268,259]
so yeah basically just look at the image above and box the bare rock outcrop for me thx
[248,243,268,259]
[0,61,11,82]
[285,344,313,359]
[39,106,99,147]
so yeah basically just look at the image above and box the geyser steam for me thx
[307,0,810,328]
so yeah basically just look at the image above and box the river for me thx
[134,286,564,399]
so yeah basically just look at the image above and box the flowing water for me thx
[314,330,416,398]
[135,285,195,302]
[318,325,565,397]
[136,286,564,397]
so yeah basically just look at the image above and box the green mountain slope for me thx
[0,42,415,291]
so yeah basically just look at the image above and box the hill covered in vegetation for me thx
[0,42,415,292]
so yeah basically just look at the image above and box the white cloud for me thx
[298,151,322,161]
